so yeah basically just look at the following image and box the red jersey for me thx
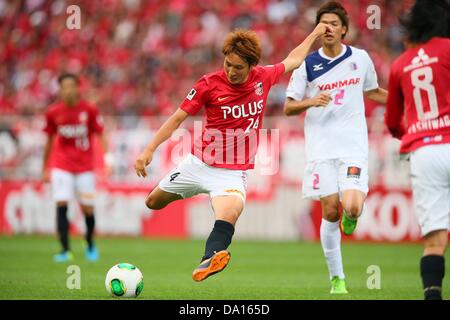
[180,63,285,170]
[385,37,450,153]
[44,100,104,172]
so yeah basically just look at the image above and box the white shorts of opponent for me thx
[51,168,96,206]
[410,143,450,237]
[158,153,247,204]
[302,157,369,200]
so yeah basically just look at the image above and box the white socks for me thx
[320,218,345,280]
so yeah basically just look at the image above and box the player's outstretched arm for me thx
[134,108,189,178]
[281,23,332,74]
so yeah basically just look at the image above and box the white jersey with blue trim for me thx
[286,44,379,162]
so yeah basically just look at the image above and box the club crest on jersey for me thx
[254,82,263,96]
[79,112,88,122]
[350,62,358,71]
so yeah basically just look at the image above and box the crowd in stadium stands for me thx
[1,0,412,118]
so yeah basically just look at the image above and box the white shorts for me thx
[158,154,247,203]
[302,158,369,200]
[410,143,450,237]
[51,168,96,206]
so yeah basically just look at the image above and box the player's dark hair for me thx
[222,29,261,66]
[315,1,349,39]
[399,0,450,44]
[57,73,80,85]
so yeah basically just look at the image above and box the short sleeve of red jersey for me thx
[89,106,104,134]
[179,76,210,115]
[263,63,285,86]
[43,109,56,136]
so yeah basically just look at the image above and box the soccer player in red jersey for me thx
[385,0,450,300]
[42,73,110,262]
[134,24,332,281]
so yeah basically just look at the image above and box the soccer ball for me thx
[105,263,144,298]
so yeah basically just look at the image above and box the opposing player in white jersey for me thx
[284,1,387,294]
[385,0,450,300]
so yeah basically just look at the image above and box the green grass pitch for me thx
[0,235,448,300]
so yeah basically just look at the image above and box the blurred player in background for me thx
[385,0,450,300]
[134,24,332,282]
[42,73,111,262]
[284,1,387,294]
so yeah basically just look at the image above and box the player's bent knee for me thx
[344,204,362,218]
[424,230,448,255]
[211,195,244,224]
[218,213,240,225]
[145,196,166,210]
[145,188,182,210]
[81,205,94,216]
[228,208,242,221]
[321,204,340,221]
[321,204,339,221]
[424,244,447,256]
[323,210,339,222]
[215,208,242,225]
[320,195,340,221]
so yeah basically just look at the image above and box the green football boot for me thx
[341,211,358,235]
[330,276,348,294]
